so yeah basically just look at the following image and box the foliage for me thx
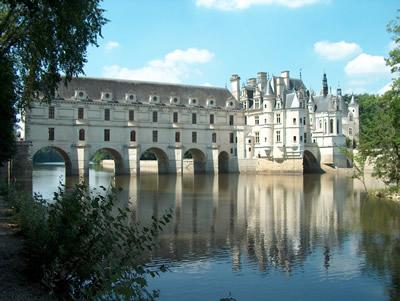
[341,148,368,192]
[33,147,63,163]
[0,184,172,300]
[354,12,400,188]
[0,55,17,166]
[0,0,107,165]
[140,151,157,161]
[91,149,113,164]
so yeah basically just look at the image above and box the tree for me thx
[356,12,400,188]
[0,0,107,165]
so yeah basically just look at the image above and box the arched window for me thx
[349,113,353,122]
[79,129,85,141]
[130,130,136,142]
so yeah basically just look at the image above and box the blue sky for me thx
[84,0,399,95]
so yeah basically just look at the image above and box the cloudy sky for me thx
[84,0,398,94]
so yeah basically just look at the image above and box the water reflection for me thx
[32,165,400,301]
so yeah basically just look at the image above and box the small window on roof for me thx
[153,96,157,101]
[79,92,84,97]
[192,99,196,104]
[129,94,134,100]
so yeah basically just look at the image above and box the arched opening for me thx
[130,130,136,142]
[32,146,72,197]
[90,148,124,175]
[218,151,229,174]
[140,148,169,174]
[303,150,323,174]
[79,129,85,141]
[183,148,206,174]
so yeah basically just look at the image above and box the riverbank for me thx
[0,196,52,301]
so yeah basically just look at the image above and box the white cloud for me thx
[196,0,323,10]
[105,41,120,51]
[314,40,361,60]
[345,53,390,76]
[377,82,392,95]
[102,48,214,83]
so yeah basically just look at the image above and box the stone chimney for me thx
[230,74,240,101]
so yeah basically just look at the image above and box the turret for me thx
[322,73,328,97]
[230,74,240,101]
[263,80,275,112]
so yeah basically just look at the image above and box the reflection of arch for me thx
[92,147,124,175]
[140,147,169,174]
[303,150,323,174]
[33,146,73,176]
[184,148,206,174]
[218,151,229,174]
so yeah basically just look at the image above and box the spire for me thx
[322,73,328,97]
[349,94,356,105]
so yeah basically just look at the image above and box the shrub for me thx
[2,183,172,300]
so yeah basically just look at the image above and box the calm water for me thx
[32,164,400,301]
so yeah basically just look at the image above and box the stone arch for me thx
[183,148,206,174]
[218,151,229,174]
[32,146,73,176]
[140,147,169,174]
[303,150,323,174]
[92,147,124,175]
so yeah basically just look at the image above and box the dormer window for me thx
[206,98,215,107]
[187,98,198,106]
[170,96,180,105]
[150,95,160,103]
[101,92,112,101]
[225,100,235,108]
[75,90,87,101]
[125,93,136,103]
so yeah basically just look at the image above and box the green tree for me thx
[356,13,400,188]
[0,0,107,165]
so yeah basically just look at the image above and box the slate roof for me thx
[56,77,235,108]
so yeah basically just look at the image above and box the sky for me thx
[83,0,399,95]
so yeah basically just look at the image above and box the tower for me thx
[322,73,328,97]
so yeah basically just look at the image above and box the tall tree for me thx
[357,12,400,187]
[0,0,107,165]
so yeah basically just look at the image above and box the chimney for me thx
[281,70,290,88]
[230,74,241,101]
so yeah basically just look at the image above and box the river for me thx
[32,164,400,301]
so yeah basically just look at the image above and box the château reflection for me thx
[127,173,362,274]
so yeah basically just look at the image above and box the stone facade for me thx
[21,71,359,176]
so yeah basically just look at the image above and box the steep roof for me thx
[56,77,235,108]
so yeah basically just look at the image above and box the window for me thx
[264,137,267,142]
[49,106,55,119]
[234,148,237,157]
[153,111,158,122]
[229,115,234,125]
[293,136,297,143]
[300,135,303,142]
[303,118,306,125]
[192,131,197,143]
[152,130,158,142]
[304,133,307,143]
[349,127,353,135]
[192,113,197,124]
[104,129,110,141]
[175,132,180,143]
[105,109,110,121]
[276,131,281,142]
[337,119,340,134]
[230,132,234,143]
[313,139,316,143]
[319,119,322,129]
[255,116,259,125]
[212,133,217,143]
[329,119,334,134]
[48,128,54,141]
[78,108,84,120]
[79,129,85,141]
[324,121,327,134]
[173,112,178,123]
[255,132,260,143]
[300,118,302,124]
[210,114,214,124]
[244,116,247,125]
[130,130,136,142]
[230,148,233,154]
[129,110,134,121]
[349,113,353,122]
[264,118,267,124]
[293,118,297,125]
[276,114,281,124]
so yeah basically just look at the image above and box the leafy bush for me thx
[1,183,172,300]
